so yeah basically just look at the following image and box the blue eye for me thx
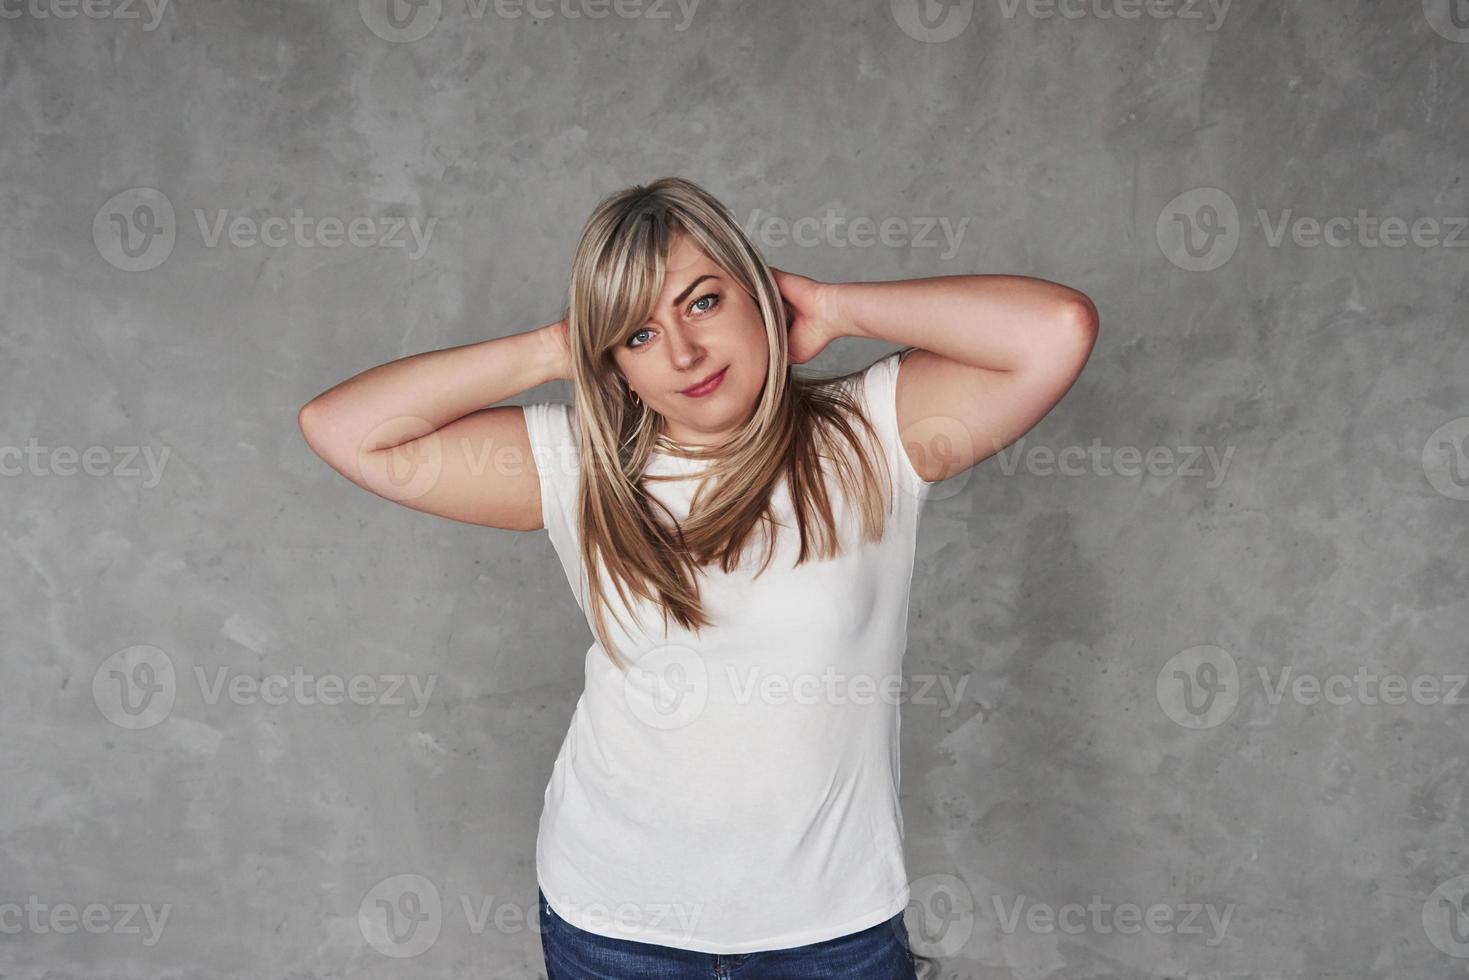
[625,293,719,350]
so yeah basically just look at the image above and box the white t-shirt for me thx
[520,350,935,954]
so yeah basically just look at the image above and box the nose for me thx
[663,323,707,370]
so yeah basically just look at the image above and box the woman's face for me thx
[610,232,771,448]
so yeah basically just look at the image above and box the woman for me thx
[298,177,1098,978]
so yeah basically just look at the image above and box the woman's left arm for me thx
[823,273,1099,484]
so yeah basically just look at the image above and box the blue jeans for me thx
[538,888,919,979]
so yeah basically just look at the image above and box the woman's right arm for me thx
[296,321,572,532]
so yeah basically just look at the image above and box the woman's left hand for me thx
[771,267,849,365]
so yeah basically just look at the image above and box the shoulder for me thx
[824,349,904,412]
[848,349,936,498]
[522,400,576,442]
[839,349,909,440]
[520,401,582,526]
[857,348,910,399]
[521,401,581,472]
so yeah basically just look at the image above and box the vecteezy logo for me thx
[1423,874,1469,958]
[1423,0,1469,43]
[899,410,975,503]
[93,188,176,272]
[1156,188,1240,272]
[622,643,709,730]
[905,872,975,958]
[93,645,176,730]
[1422,417,1469,501]
[1156,644,1239,729]
[360,0,442,42]
[891,0,974,42]
[359,874,443,958]
[355,416,445,503]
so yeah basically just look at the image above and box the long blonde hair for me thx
[562,176,900,669]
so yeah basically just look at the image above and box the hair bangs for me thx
[594,213,678,357]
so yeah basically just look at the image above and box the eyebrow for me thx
[671,274,718,308]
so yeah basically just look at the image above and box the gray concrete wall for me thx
[3,1,1466,977]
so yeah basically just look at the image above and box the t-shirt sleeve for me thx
[520,401,582,560]
[857,349,939,504]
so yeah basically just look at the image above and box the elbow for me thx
[297,401,317,441]
[1058,294,1100,370]
[1051,294,1098,377]
[1062,292,1100,342]
[297,400,332,454]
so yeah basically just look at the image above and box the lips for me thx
[679,366,727,397]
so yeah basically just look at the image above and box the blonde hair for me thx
[562,176,900,669]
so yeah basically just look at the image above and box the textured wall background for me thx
[3,1,1467,977]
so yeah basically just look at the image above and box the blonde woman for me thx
[298,177,1098,978]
